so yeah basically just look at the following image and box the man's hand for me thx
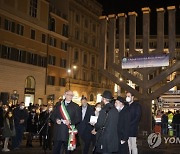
[56,119,61,125]
[64,120,70,126]
[91,129,97,135]
[20,119,24,124]
[120,140,126,144]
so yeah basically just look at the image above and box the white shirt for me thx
[82,106,87,120]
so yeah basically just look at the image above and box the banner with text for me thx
[122,54,169,69]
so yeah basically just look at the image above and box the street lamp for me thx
[67,65,77,90]
[67,69,71,90]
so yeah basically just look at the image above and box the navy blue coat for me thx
[77,105,94,141]
[128,101,141,137]
[117,105,130,142]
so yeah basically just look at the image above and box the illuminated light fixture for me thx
[119,77,123,81]
[67,69,71,73]
[73,65,77,69]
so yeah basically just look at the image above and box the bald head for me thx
[65,90,74,102]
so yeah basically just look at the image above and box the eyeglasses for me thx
[66,94,74,97]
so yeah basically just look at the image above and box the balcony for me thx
[49,5,67,20]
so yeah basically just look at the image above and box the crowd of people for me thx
[153,109,180,137]
[0,90,142,154]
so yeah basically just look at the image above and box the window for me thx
[0,44,46,67]
[42,34,46,43]
[84,19,88,28]
[92,37,96,47]
[59,78,66,87]
[82,71,86,81]
[91,72,95,82]
[4,19,15,32]
[48,55,56,65]
[74,50,78,61]
[83,53,87,65]
[17,24,24,35]
[47,76,55,85]
[60,58,66,68]
[49,18,55,32]
[84,32,88,44]
[29,0,38,18]
[92,24,96,32]
[90,94,94,101]
[62,24,68,37]
[91,56,95,67]
[61,42,67,51]
[76,14,80,23]
[31,29,35,39]
[75,29,80,40]
[49,37,56,47]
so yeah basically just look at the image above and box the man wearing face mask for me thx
[12,102,28,150]
[77,97,94,154]
[40,104,54,151]
[115,96,130,154]
[126,92,141,154]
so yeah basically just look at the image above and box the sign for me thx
[24,88,35,94]
[122,54,169,69]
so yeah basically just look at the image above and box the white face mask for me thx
[20,106,25,110]
[96,107,101,112]
[126,97,131,103]
[116,106,121,112]
[49,108,53,111]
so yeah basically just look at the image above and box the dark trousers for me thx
[53,140,72,154]
[79,136,92,154]
[12,125,25,149]
[117,142,129,154]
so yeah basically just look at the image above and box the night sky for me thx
[98,0,180,35]
[98,0,180,15]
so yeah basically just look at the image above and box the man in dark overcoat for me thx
[77,97,94,154]
[115,96,130,154]
[51,90,81,154]
[12,102,28,149]
[92,90,119,154]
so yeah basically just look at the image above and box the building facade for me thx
[0,0,114,105]
[0,0,69,105]
[68,0,114,105]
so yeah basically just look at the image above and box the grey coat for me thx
[2,118,16,137]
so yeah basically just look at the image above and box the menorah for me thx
[99,6,180,134]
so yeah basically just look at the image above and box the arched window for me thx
[25,76,35,89]
[90,94,94,101]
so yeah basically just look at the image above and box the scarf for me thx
[59,101,78,151]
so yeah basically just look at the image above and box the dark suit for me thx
[117,106,130,154]
[95,103,119,153]
[51,100,81,154]
[129,101,141,137]
[77,105,94,154]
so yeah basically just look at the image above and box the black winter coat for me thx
[117,105,130,142]
[128,101,141,137]
[95,103,119,153]
[51,100,81,141]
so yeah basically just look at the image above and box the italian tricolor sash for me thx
[59,101,78,151]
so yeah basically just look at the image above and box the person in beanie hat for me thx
[92,90,119,153]
[115,96,130,154]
